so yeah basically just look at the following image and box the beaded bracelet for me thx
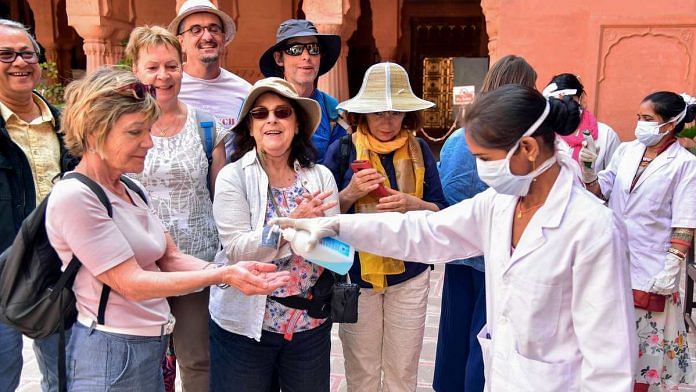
[667,247,687,261]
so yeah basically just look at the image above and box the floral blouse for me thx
[262,176,326,336]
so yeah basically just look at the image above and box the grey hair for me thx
[0,19,41,54]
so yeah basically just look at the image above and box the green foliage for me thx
[677,124,696,139]
[35,61,65,106]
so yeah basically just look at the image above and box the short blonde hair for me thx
[61,67,159,158]
[125,25,183,65]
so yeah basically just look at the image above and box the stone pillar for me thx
[371,0,401,61]
[480,0,501,62]
[66,0,135,73]
[83,39,109,72]
[303,0,360,101]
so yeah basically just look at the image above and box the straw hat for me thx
[168,0,236,45]
[259,19,341,78]
[337,62,435,113]
[232,77,322,142]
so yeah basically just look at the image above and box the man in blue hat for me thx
[259,19,347,163]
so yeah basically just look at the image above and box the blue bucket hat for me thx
[259,19,341,78]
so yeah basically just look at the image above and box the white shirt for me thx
[178,69,251,133]
[210,149,339,341]
[338,163,636,391]
[598,140,696,291]
[130,105,228,262]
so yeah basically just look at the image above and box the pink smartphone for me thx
[350,160,390,198]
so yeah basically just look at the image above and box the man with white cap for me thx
[169,0,251,157]
[259,19,347,163]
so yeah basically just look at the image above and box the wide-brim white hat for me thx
[337,62,435,114]
[168,0,236,45]
[232,77,322,142]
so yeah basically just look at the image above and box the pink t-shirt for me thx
[46,176,170,329]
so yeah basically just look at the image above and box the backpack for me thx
[0,172,147,392]
[194,109,217,195]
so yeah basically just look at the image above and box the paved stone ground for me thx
[16,265,696,391]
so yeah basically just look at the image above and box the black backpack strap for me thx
[120,175,149,205]
[61,172,116,326]
[63,172,112,216]
[337,134,352,182]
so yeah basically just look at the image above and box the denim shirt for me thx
[310,89,347,164]
[323,136,448,288]
[438,128,487,271]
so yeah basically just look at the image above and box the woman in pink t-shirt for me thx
[46,67,290,392]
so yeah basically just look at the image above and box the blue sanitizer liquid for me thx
[281,228,355,275]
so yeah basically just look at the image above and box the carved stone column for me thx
[66,0,135,73]
[480,0,501,61]
[371,0,401,61]
[303,0,360,101]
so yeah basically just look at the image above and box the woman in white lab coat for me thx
[580,91,696,391]
[273,84,637,391]
[543,73,621,171]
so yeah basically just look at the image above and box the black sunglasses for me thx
[117,82,157,99]
[283,42,321,56]
[0,50,39,64]
[249,106,294,120]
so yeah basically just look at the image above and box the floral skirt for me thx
[635,293,694,391]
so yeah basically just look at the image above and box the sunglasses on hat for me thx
[249,106,294,120]
[117,82,157,100]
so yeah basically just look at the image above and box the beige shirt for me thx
[0,95,60,205]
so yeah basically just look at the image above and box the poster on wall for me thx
[453,85,475,105]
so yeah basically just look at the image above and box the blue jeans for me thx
[433,264,486,392]
[68,322,169,392]
[0,320,69,392]
[209,318,331,392]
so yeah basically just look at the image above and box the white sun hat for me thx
[168,0,236,45]
[337,62,435,114]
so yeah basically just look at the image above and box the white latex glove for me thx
[270,216,340,251]
[578,137,600,183]
[648,252,683,295]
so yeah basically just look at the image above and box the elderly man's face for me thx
[177,12,225,65]
[0,27,41,99]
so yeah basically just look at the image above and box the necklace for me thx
[516,199,545,219]
[153,111,184,137]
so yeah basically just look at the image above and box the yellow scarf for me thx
[353,124,425,290]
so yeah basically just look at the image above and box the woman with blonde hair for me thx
[46,67,289,391]
[125,25,226,391]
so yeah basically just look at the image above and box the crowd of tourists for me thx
[1,0,695,391]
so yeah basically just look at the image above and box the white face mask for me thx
[635,104,687,146]
[475,100,557,196]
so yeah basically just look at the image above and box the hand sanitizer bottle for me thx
[281,227,355,275]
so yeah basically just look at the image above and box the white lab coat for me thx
[338,164,636,391]
[597,140,696,291]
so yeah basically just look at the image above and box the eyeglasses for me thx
[249,106,294,120]
[117,82,157,100]
[0,50,39,64]
[283,42,321,56]
[373,111,405,118]
[178,24,224,37]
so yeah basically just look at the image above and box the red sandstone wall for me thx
[485,0,696,140]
